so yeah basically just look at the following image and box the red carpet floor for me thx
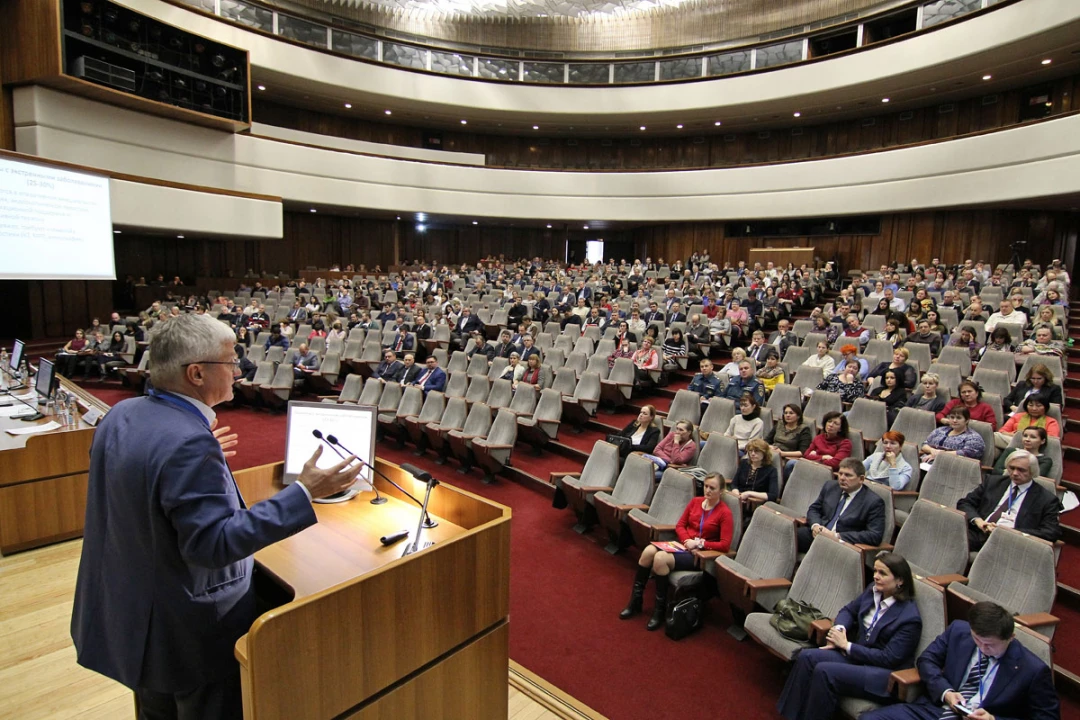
[81,383,1080,719]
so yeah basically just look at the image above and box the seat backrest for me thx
[919,453,983,509]
[460,402,494,437]
[803,390,841,429]
[937,346,972,372]
[665,389,703,428]
[894,499,970,577]
[891,407,938,449]
[415,391,446,423]
[861,479,894,545]
[268,363,293,389]
[447,351,469,374]
[377,382,402,412]
[585,354,611,380]
[265,346,285,364]
[573,371,602,401]
[782,345,811,369]
[553,367,579,395]
[545,348,567,368]
[847,398,887,442]
[967,420,996,468]
[906,577,948,656]
[507,384,539,415]
[532,388,564,422]
[486,379,513,410]
[486,408,519,445]
[1014,624,1053,668]
[442,371,468,399]
[465,376,491,404]
[251,360,275,384]
[487,357,509,381]
[437,397,468,430]
[579,441,621,489]
[611,453,658,505]
[699,397,736,436]
[608,357,636,384]
[766,384,802,419]
[971,367,1011,402]
[565,352,588,376]
[791,365,824,391]
[967,527,1057,616]
[720,491,744,553]
[927,362,962,395]
[342,338,364,361]
[905,342,932,372]
[734,508,798,583]
[647,470,696,521]
[337,374,364,403]
[433,348,449,367]
[779,460,834,517]
[698,434,740,481]
[357,377,384,406]
[789,536,865,619]
[466,353,490,377]
[977,350,1017,383]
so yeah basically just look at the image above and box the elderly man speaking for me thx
[72,313,362,719]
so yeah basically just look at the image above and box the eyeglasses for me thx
[184,359,241,368]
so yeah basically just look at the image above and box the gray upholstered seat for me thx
[699,397,736,440]
[743,535,865,660]
[517,388,563,451]
[485,378,513,412]
[847,398,887,444]
[594,454,660,554]
[663,389,703,431]
[446,351,469,375]
[781,345,810,369]
[464,376,491,407]
[584,354,611,380]
[424,396,467,457]
[669,491,743,594]
[600,358,636,408]
[766,384,803,421]
[545,348,567,369]
[626,469,696,550]
[323,373,363,404]
[927,362,962,396]
[562,371,601,429]
[937,346,974,374]
[472,408,519,482]
[715,507,799,621]
[890,407,938,450]
[356,377,384,407]
[264,346,286,365]
[764,459,834,522]
[559,441,621,530]
[895,452,982,526]
[947,527,1058,640]
[237,360,275,403]
[487,357,509,381]
[447,402,494,467]
[505,384,538,416]
[791,365,824,391]
[403,390,445,449]
[386,385,424,436]
[696,434,740,484]
[552,367,578,396]
[892,499,969,578]
[967,419,997,469]
[976,349,1017,383]
[307,352,340,393]
[564,352,588,377]
[442,371,468,400]
[905,342,932,373]
[803,390,841,429]
[375,381,403,424]
[466,353,490,378]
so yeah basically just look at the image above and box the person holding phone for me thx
[860,602,1058,720]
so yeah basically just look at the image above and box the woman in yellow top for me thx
[757,349,786,398]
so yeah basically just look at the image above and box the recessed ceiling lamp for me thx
[385,109,392,115]
[1041,59,1052,65]
[793,112,801,118]
[676,124,683,129]
[113,230,121,234]
[546,224,552,228]
[533,125,539,130]
[461,119,468,124]
[714,121,722,126]
[344,103,352,109]
[310,208,317,213]
[640,126,646,130]
[177,235,185,239]
[257,84,265,91]
[881,98,890,103]
[982,74,992,80]
[472,221,478,225]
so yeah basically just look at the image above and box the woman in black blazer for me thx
[1004,363,1064,413]
[729,439,779,527]
[777,553,922,720]
[614,405,661,457]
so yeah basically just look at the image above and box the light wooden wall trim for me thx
[0,0,62,84]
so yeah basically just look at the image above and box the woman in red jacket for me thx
[935,379,998,430]
[619,473,733,631]
[793,411,852,473]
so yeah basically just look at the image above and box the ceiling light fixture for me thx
[640,126,646,131]
[546,224,552,229]
[461,120,467,125]
[793,112,801,118]
[676,124,683,129]
[714,121,722,126]
[113,230,121,234]
[344,103,352,109]
[982,74,992,80]
[257,85,265,91]
[177,235,185,239]
[472,221,478,225]
[384,109,392,115]
[1041,59,1052,65]
[310,208,317,213]
[583,225,589,229]
[881,98,890,103]
[533,125,539,130]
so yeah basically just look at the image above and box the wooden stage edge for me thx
[509,661,609,720]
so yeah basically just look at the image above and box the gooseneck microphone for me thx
[327,434,437,528]
[311,429,384,504]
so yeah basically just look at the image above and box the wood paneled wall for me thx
[251,72,1080,171]
[633,210,1075,273]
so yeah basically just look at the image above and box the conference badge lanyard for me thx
[998,486,1029,530]
[147,388,210,428]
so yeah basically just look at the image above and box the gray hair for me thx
[149,314,236,388]
[1004,448,1039,476]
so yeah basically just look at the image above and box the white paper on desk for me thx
[12,392,36,401]
[0,405,36,417]
[5,421,62,435]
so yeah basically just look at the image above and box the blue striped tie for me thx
[940,654,984,719]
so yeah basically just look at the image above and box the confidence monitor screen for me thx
[283,401,377,489]
[35,358,55,398]
[0,155,115,280]
[9,339,24,373]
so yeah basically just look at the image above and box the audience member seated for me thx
[831,345,869,380]
[730,439,779,525]
[995,393,1061,451]
[904,319,943,358]
[613,405,661,457]
[791,411,853,475]
[631,336,661,388]
[867,369,910,425]
[767,403,814,465]
[719,347,747,378]
[921,407,985,465]
[373,349,403,381]
[1004,363,1063,413]
[466,330,495,361]
[412,355,447,395]
[994,426,1053,478]
[639,420,698,479]
[688,359,723,410]
[396,353,422,385]
[745,330,771,366]
[861,602,1058,720]
[867,347,918,390]
[95,331,128,379]
[936,379,998,429]
[726,393,765,452]
[723,360,764,404]
[985,298,1028,332]
[450,307,482,349]
[619,473,732,631]
[777,553,921,720]
[1030,305,1065,341]
[292,342,320,381]
[757,351,785,398]
[905,372,947,414]
[797,458,886,552]
[947,325,983,372]
[803,340,837,374]
[863,431,913,490]
[263,328,289,351]
[1017,326,1066,361]
[57,329,91,378]
[815,365,867,404]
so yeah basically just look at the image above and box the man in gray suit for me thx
[71,314,361,719]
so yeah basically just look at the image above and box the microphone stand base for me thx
[422,518,439,529]
[370,496,388,505]
[313,486,361,504]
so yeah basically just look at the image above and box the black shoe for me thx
[620,565,650,620]
[646,575,669,631]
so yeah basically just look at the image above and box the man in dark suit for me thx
[518,334,543,364]
[492,330,517,360]
[393,353,423,385]
[71,314,360,719]
[450,307,482,350]
[384,328,414,355]
[798,459,886,552]
[666,302,687,324]
[373,349,403,381]
[861,602,1059,720]
[956,449,1062,551]
[412,355,447,395]
[768,318,798,361]
[466,330,495,362]
[643,302,664,326]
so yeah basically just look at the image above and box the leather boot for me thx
[646,574,669,631]
[619,565,650,620]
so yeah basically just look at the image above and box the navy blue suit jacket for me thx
[915,620,1058,720]
[806,483,886,547]
[71,393,315,692]
[833,585,922,695]
[417,366,447,393]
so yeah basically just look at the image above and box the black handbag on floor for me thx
[665,597,703,640]
[606,433,632,457]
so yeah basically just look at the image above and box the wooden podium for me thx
[232,460,512,720]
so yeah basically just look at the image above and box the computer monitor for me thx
[282,401,377,489]
[9,339,24,374]
[34,358,56,400]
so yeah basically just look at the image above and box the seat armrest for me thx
[889,668,922,694]
[744,577,792,592]
[793,516,807,526]
[810,618,833,646]
[927,573,967,587]
[891,491,920,499]
[1015,612,1059,631]
[577,485,615,493]
[744,496,768,509]
[477,443,515,450]
[550,471,582,482]
[855,543,894,553]
[649,524,677,537]
[694,550,722,567]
